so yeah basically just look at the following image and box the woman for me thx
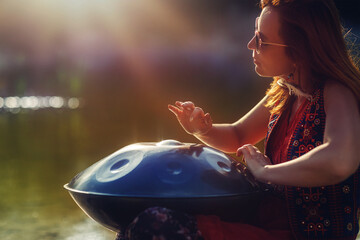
[120,0,360,239]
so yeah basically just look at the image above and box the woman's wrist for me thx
[257,165,273,185]
[249,163,272,184]
[193,126,212,138]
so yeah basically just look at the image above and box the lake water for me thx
[0,110,118,240]
[1,94,359,240]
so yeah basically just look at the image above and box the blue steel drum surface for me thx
[64,140,265,232]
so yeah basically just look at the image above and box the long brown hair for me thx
[261,0,360,114]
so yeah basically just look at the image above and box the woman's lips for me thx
[253,58,260,65]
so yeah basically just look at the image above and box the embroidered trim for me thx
[277,78,314,102]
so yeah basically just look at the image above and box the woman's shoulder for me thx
[323,80,359,115]
[324,80,353,94]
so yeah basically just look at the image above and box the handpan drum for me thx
[64,140,265,232]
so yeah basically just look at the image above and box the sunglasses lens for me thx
[255,33,259,53]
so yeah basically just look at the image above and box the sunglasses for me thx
[254,17,288,54]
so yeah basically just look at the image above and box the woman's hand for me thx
[236,144,272,183]
[168,101,212,136]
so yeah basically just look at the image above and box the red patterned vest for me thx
[264,87,360,240]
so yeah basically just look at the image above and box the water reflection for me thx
[0,96,80,111]
[63,218,114,240]
[0,109,116,239]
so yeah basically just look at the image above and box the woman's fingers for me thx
[236,144,260,157]
[236,144,272,182]
[175,101,195,112]
[175,101,183,108]
[170,101,193,115]
[237,145,248,156]
[190,107,204,122]
[174,101,195,118]
[168,104,182,116]
[169,101,212,135]
[181,101,195,110]
[240,144,262,155]
[236,146,251,161]
[204,113,212,125]
[237,144,272,164]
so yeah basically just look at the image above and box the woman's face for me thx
[248,7,294,78]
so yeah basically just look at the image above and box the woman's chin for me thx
[255,66,277,78]
[254,66,267,77]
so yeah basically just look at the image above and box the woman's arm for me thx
[239,81,360,187]
[168,96,270,153]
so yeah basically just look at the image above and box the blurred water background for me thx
[0,0,358,239]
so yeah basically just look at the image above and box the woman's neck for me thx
[287,68,314,93]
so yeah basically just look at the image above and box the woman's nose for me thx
[247,35,256,51]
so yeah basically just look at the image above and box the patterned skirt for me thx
[116,207,204,240]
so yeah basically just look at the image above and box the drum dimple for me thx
[166,161,182,175]
[95,150,144,182]
[156,156,193,184]
[217,161,231,172]
[156,139,184,146]
[110,159,130,173]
